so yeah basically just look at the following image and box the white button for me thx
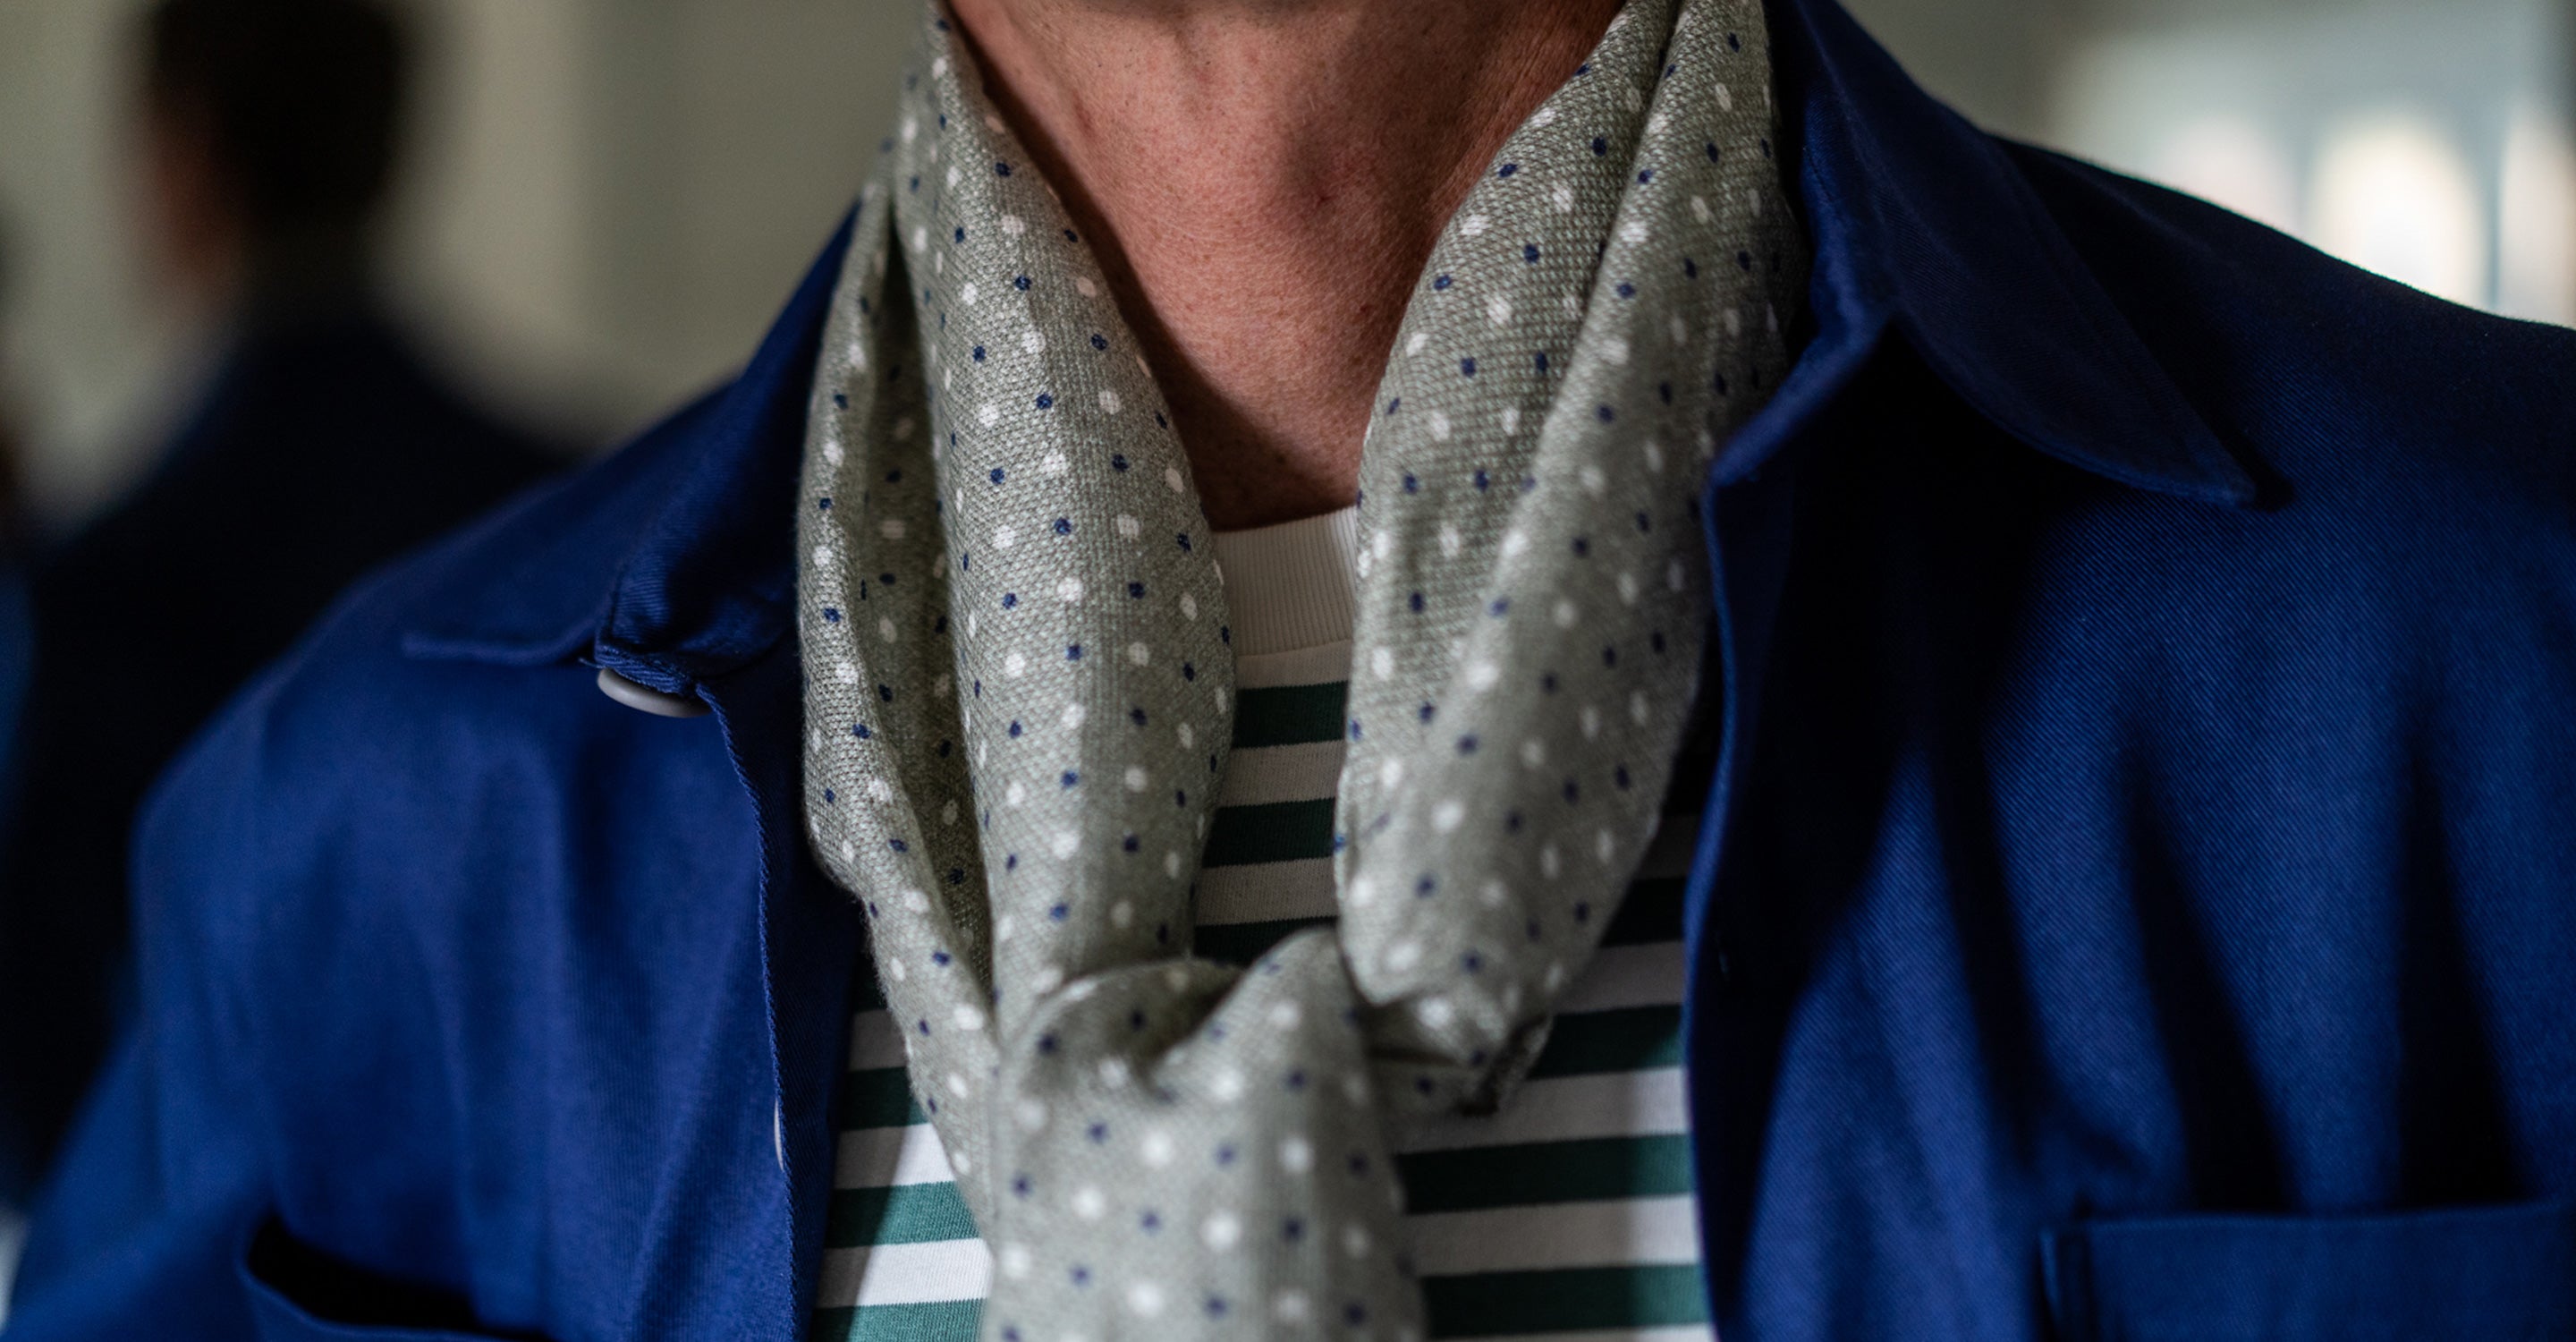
[596,667,710,718]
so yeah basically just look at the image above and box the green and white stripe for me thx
[815,659,1715,1342]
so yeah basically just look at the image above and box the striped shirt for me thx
[815,508,1716,1341]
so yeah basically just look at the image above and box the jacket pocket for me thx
[2041,1201,2575,1342]
[240,1216,553,1342]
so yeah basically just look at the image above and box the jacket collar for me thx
[1718,0,2255,505]
[405,0,2252,675]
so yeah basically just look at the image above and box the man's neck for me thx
[947,0,1624,530]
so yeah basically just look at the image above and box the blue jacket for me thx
[12,1,2574,1338]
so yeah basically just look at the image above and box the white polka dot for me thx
[1141,1129,1175,1167]
[1554,599,1580,628]
[1202,1211,1241,1251]
[1466,661,1501,691]
[1099,387,1123,414]
[953,1003,987,1031]
[1343,1224,1373,1259]
[961,281,979,306]
[1179,593,1198,620]
[1127,642,1151,666]
[1599,338,1630,368]
[1416,997,1455,1029]
[867,779,893,803]
[1057,577,1084,604]
[1405,331,1429,355]
[1075,275,1099,298]
[1051,828,1080,857]
[835,660,859,684]
[880,519,907,540]
[1040,450,1069,477]
[1097,1057,1131,1088]
[821,439,844,467]
[1267,1001,1301,1030]
[1071,1185,1106,1220]
[999,1243,1032,1278]
[1378,758,1405,788]
[1061,701,1086,727]
[993,524,1016,548]
[1459,212,1489,237]
[1386,940,1422,972]
[1004,653,1028,677]
[902,888,931,913]
[1114,514,1140,538]
[1432,800,1466,832]
[1541,844,1563,879]
[1520,739,1548,768]
[1165,467,1186,494]
[1004,781,1027,807]
[1487,293,1514,326]
[1164,850,1182,879]
[978,403,1000,428]
[1503,405,1523,436]
[1031,964,1064,995]
[877,616,899,642]
[999,213,1025,236]
[1177,723,1195,748]
[1371,647,1397,680]
[1502,531,1530,557]
[1015,1099,1046,1132]
[1127,1282,1165,1318]
[1210,1068,1245,1102]
[1631,690,1652,725]
[1273,1290,1310,1324]
[1348,875,1377,906]
[1429,410,1452,440]
[1123,766,1149,792]
[1279,1136,1314,1174]
[1109,899,1133,929]
[1581,705,1603,739]
[945,1072,969,1099]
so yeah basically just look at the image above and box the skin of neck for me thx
[946,0,1625,530]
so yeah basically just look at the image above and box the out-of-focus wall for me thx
[0,0,913,532]
[1844,0,2576,324]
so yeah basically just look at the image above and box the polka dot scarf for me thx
[797,0,1805,1336]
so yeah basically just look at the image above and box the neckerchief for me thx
[799,2,1805,1335]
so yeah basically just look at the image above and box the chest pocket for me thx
[2042,1201,2576,1341]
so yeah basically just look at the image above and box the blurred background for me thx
[0,0,2568,1317]
[0,0,2568,535]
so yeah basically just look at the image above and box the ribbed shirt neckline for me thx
[1209,505,1360,658]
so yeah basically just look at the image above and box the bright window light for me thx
[2309,110,2489,306]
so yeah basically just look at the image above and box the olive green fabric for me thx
[796,1,1805,1336]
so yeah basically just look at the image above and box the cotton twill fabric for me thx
[796,1,1806,1337]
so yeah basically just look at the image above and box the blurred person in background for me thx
[0,0,559,1211]
[0,214,32,1208]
